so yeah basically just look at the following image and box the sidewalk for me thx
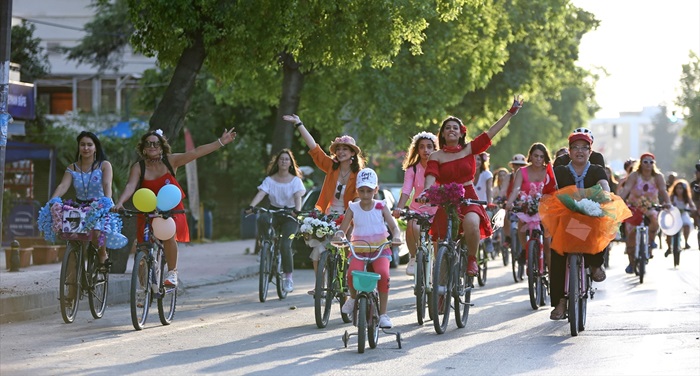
[0,240,259,324]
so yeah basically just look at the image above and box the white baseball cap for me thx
[356,168,378,189]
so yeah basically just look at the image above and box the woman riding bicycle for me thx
[338,168,402,328]
[246,149,306,293]
[665,179,696,252]
[391,131,438,276]
[618,152,671,272]
[50,131,114,269]
[113,128,237,287]
[421,96,523,276]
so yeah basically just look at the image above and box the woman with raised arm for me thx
[421,96,523,276]
[113,128,236,287]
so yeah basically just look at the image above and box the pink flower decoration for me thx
[375,202,384,210]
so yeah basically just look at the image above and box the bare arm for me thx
[339,207,354,235]
[382,206,402,243]
[169,128,236,168]
[656,175,671,205]
[248,190,268,208]
[50,170,74,199]
[618,172,637,200]
[485,176,493,204]
[101,161,113,199]
[113,163,142,210]
[283,114,317,150]
[506,169,523,209]
[598,179,611,192]
[293,190,304,212]
[485,95,523,139]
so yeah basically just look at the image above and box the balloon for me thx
[133,188,157,212]
[152,217,176,240]
[157,184,181,211]
[105,232,129,249]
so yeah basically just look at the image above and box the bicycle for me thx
[314,237,352,329]
[662,207,692,268]
[250,207,298,302]
[333,233,402,353]
[431,198,487,335]
[629,204,663,284]
[58,227,110,324]
[121,208,181,331]
[399,209,435,325]
[509,211,524,283]
[475,207,506,287]
[511,207,549,310]
[564,251,595,337]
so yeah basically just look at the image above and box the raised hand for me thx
[508,95,524,115]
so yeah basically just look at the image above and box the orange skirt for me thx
[539,185,631,256]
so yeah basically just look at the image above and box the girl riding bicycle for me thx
[338,168,402,328]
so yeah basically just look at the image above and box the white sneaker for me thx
[406,258,416,276]
[341,297,355,315]
[164,270,178,287]
[283,278,294,292]
[379,314,393,328]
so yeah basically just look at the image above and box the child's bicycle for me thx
[120,208,182,331]
[332,232,402,353]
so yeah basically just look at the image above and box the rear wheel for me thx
[578,272,588,332]
[314,252,333,328]
[511,234,523,283]
[414,249,427,325]
[357,296,367,353]
[87,246,109,319]
[158,257,177,326]
[59,242,82,324]
[568,255,580,337]
[477,242,488,287]
[432,246,451,334]
[637,233,646,284]
[672,233,681,267]
[275,247,288,300]
[527,240,540,310]
[454,252,471,328]
[258,241,272,302]
[130,250,151,331]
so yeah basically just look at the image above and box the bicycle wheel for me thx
[432,245,452,334]
[568,255,580,337]
[500,237,509,266]
[314,252,334,328]
[338,257,351,324]
[414,248,427,325]
[454,252,471,329]
[637,233,646,284]
[672,233,681,267]
[275,247,288,300]
[158,254,177,326]
[59,242,82,324]
[87,245,109,319]
[130,250,151,331]
[367,295,380,349]
[258,241,272,302]
[477,242,488,287]
[578,272,588,332]
[527,240,539,310]
[511,235,523,283]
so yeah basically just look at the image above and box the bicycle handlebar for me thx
[331,232,398,263]
[118,208,186,219]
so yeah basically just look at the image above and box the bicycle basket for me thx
[352,270,381,292]
[59,208,91,240]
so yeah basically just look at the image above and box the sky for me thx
[572,0,700,118]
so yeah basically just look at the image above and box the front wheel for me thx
[432,246,452,334]
[568,255,580,337]
[527,241,540,310]
[367,295,380,349]
[59,242,82,324]
[258,241,272,302]
[357,296,367,354]
[454,252,472,329]
[578,272,588,332]
[87,246,109,319]
[314,252,333,329]
[637,235,646,284]
[158,257,177,326]
[274,248,288,300]
[672,233,681,267]
[414,249,427,325]
[477,242,488,287]
[131,250,151,331]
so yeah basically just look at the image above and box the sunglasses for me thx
[642,160,654,165]
[145,141,161,148]
[570,146,591,152]
[335,184,343,200]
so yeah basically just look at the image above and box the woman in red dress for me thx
[422,97,523,275]
[114,128,236,287]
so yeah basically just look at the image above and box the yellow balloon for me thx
[133,188,157,212]
[152,217,176,240]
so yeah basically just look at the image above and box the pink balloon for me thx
[152,217,176,240]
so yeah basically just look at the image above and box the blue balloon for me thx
[157,184,181,211]
[105,232,128,249]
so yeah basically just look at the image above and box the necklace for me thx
[443,145,463,153]
[78,162,96,198]
[339,167,351,184]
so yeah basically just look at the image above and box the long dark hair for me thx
[438,116,467,149]
[669,179,692,205]
[267,149,301,177]
[527,142,551,164]
[75,131,107,167]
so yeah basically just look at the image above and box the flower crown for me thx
[155,129,164,136]
[412,131,437,144]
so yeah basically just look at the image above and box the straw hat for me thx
[509,154,527,166]
[329,135,361,155]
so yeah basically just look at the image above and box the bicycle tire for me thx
[59,242,82,324]
[432,245,451,334]
[527,240,539,310]
[578,271,588,332]
[511,233,523,283]
[158,255,177,326]
[500,238,509,266]
[131,250,151,331]
[568,254,580,337]
[672,233,681,267]
[87,245,109,319]
[477,242,487,287]
[357,296,367,353]
[258,241,272,302]
[314,251,333,328]
[415,249,427,325]
[275,246,288,300]
[367,295,380,349]
[454,251,471,328]
[638,233,646,284]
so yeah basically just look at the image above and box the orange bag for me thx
[539,185,632,256]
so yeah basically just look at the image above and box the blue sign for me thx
[8,82,36,120]
[3,202,38,245]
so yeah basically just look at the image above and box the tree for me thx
[649,106,676,173]
[674,51,700,173]
[10,20,50,81]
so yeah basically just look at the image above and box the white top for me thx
[349,200,389,244]
[258,176,305,208]
[474,170,493,202]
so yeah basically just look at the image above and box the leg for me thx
[163,237,178,271]
[462,212,481,276]
[585,251,606,282]
[278,217,298,274]
[549,250,567,319]
[517,220,528,256]
[405,219,419,258]
[625,223,637,268]
[372,258,391,315]
[543,236,552,270]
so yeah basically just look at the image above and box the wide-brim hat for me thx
[568,133,593,145]
[658,206,683,236]
[329,135,361,155]
[509,153,527,166]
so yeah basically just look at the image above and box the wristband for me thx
[218,138,225,147]
[294,122,303,128]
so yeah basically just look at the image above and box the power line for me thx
[15,16,128,37]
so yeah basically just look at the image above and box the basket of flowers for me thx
[296,211,342,247]
[423,182,465,239]
[38,197,123,246]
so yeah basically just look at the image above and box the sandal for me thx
[97,258,112,273]
[550,299,567,320]
[590,266,606,282]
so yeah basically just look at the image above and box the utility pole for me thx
[0,0,14,245]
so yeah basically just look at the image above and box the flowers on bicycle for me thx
[574,198,603,217]
[38,197,123,245]
[297,213,340,240]
[423,183,465,207]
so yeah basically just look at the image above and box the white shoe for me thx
[379,314,393,328]
[341,297,355,315]
[283,278,294,292]
[164,270,178,287]
[406,258,416,276]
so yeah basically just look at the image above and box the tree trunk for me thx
[272,52,304,154]
[149,31,207,139]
